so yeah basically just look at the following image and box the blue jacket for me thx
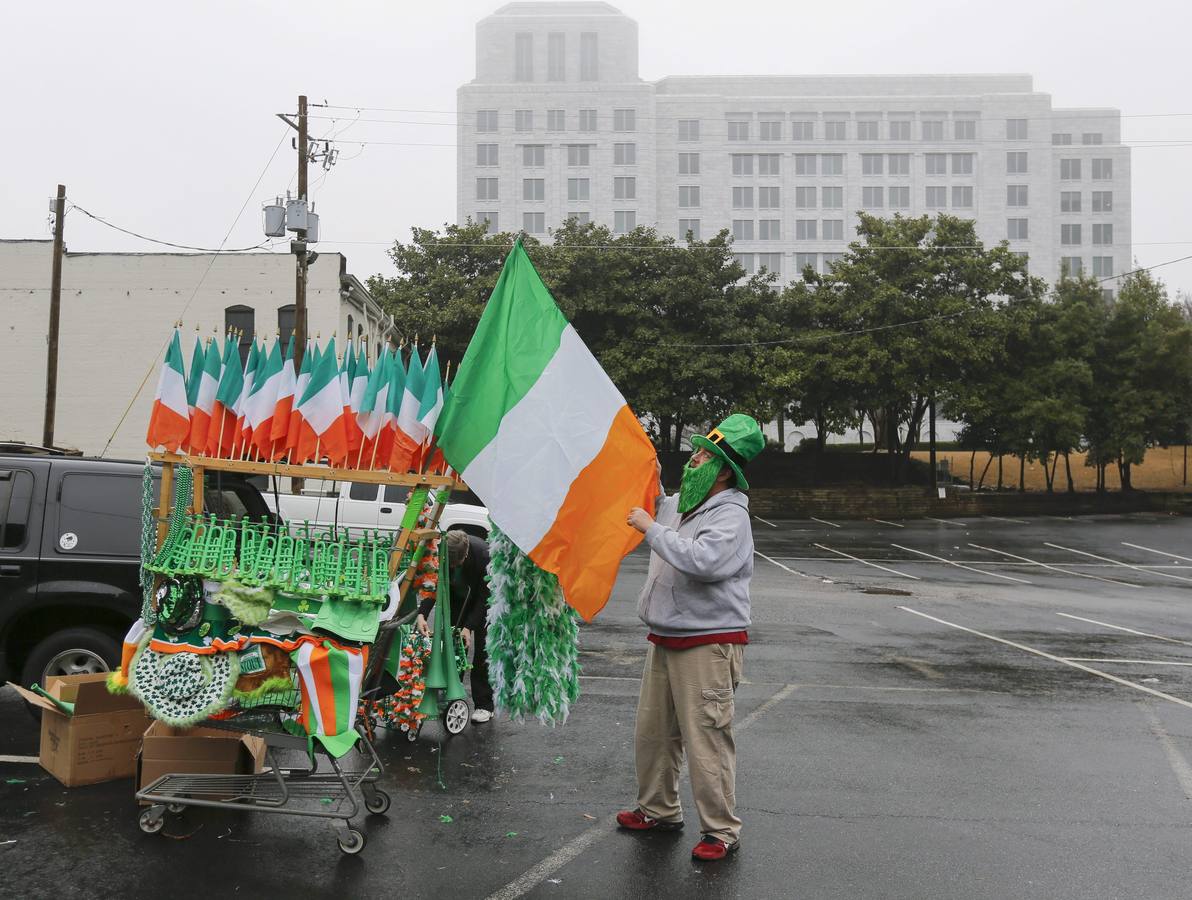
[637,488,753,637]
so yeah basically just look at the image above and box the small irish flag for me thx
[187,337,222,455]
[146,329,191,453]
[434,240,658,620]
[295,338,348,465]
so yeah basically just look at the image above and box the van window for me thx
[0,469,34,550]
[58,473,143,557]
[383,484,411,504]
[349,482,380,502]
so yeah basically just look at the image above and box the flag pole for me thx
[354,333,369,471]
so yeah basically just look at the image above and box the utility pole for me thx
[42,184,66,449]
[294,94,309,370]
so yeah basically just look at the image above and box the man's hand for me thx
[627,507,654,534]
[461,627,473,651]
[415,614,431,636]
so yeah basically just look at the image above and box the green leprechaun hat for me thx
[690,413,765,490]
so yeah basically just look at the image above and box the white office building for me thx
[458,2,1130,292]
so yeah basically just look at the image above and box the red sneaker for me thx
[615,809,684,832]
[691,835,740,861]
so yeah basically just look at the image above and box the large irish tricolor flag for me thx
[434,240,658,620]
[146,329,191,452]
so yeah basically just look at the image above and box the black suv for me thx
[0,450,272,690]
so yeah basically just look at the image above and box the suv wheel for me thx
[20,627,120,691]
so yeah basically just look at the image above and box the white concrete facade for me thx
[458,3,1131,292]
[0,240,394,460]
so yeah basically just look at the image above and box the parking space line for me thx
[898,606,1192,711]
[754,550,810,578]
[1064,658,1192,667]
[967,543,1140,588]
[892,544,1032,584]
[869,518,905,528]
[926,517,967,527]
[1138,702,1192,800]
[1121,542,1192,564]
[811,517,841,529]
[752,515,778,528]
[1045,543,1192,584]
[1055,613,1192,648]
[985,515,1029,525]
[814,543,920,580]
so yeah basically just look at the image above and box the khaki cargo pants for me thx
[634,641,744,843]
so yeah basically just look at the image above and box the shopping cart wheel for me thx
[443,699,470,735]
[337,828,366,855]
[405,723,421,742]
[138,809,165,835]
[167,803,186,815]
[364,788,391,815]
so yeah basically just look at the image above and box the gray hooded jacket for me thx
[637,488,753,637]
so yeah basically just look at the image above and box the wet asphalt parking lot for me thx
[4,511,1192,899]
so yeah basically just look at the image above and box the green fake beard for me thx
[678,457,723,514]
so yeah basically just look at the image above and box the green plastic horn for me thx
[31,683,75,716]
[423,538,468,703]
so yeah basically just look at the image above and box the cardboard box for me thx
[137,721,267,800]
[8,673,152,787]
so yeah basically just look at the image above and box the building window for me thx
[1014,251,1029,272]
[728,120,750,141]
[678,152,700,175]
[679,218,701,240]
[522,144,545,167]
[547,32,565,82]
[732,219,755,241]
[820,154,844,175]
[522,178,545,201]
[1092,223,1113,245]
[580,32,598,80]
[567,178,590,201]
[1006,118,1027,140]
[861,153,883,175]
[579,109,597,131]
[823,252,843,270]
[732,186,754,209]
[225,305,254,366]
[347,314,354,342]
[862,186,884,208]
[567,212,590,226]
[758,253,782,274]
[1101,288,1114,301]
[679,185,701,208]
[1060,191,1081,213]
[888,153,910,175]
[731,153,754,176]
[795,153,817,176]
[614,108,636,132]
[678,119,700,142]
[614,143,637,165]
[795,219,817,240]
[523,212,545,234]
[925,186,947,208]
[922,120,944,141]
[791,120,814,140]
[795,186,816,209]
[613,176,636,200]
[952,186,973,208]
[514,32,533,81]
[759,219,781,240]
[1092,256,1113,277]
[475,211,498,233]
[734,253,756,275]
[952,153,974,175]
[857,120,878,140]
[1082,132,1103,145]
[1007,184,1028,207]
[476,143,499,166]
[758,154,781,176]
[1092,191,1113,213]
[955,119,976,140]
[476,177,498,201]
[1061,223,1082,245]
[476,109,498,133]
[823,219,844,240]
[1052,133,1072,145]
[1060,158,1081,180]
[1061,256,1083,276]
[889,120,910,140]
[1007,218,1029,240]
[1007,151,1028,174]
[613,211,636,234]
[925,153,947,176]
[760,120,782,141]
[888,186,910,208]
[825,120,847,140]
[1092,158,1113,180]
[514,109,533,132]
[795,253,818,274]
[547,109,566,131]
[278,304,296,348]
[758,186,780,209]
[822,186,843,208]
[566,144,591,166]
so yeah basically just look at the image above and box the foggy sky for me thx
[3,0,1189,298]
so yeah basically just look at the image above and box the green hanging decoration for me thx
[139,460,159,625]
[485,524,580,725]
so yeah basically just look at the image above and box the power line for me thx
[68,203,273,253]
